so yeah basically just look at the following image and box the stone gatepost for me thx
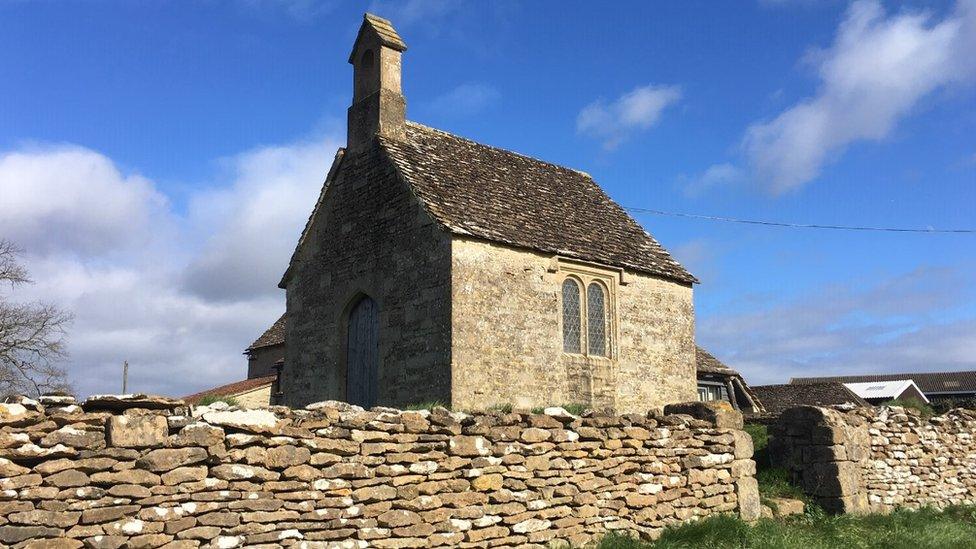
[768,406,870,514]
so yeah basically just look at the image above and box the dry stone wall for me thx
[769,405,976,514]
[0,397,757,548]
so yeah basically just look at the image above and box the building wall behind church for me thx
[246,343,284,379]
[450,238,696,414]
[281,143,453,408]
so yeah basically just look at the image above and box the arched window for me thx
[587,282,607,357]
[360,49,374,69]
[561,279,582,353]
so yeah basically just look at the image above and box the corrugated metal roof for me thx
[793,371,976,395]
[844,380,929,402]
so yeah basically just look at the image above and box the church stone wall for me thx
[0,396,758,548]
[450,238,696,414]
[282,144,453,409]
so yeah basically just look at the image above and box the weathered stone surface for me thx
[9,509,81,527]
[172,423,224,447]
[448,436,490,457]
[136,448,208,472]
[377,509,421,528]
[84,394,183,411]
[90,469,161,486]
[21,538,84,549]
[41,426,104,449]
[160,466,208,486]
[264,445,311,469]
[0,457,30,476]
[664,401,743,429]
[201,409,282,434]
[82,535,126,549]
[470,474,503,491]
[106,415,168,448]
[0,525,63,543]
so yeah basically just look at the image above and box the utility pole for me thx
[122,361,129,394]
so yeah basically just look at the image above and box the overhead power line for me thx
[625,207,976,234]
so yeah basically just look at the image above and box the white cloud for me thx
[0,146,171,256]
[577,84,682,150]
[425,83,500,118]
[744,0,976,193]
[681,162,744,197]
[698,267,976,386]
[367,0,460,27]
[0,134,340,398]
[237,0,339,22]
[182,139,336,301]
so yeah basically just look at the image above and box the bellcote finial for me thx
[347,13,408,151]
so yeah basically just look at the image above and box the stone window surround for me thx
[554,259,618,360]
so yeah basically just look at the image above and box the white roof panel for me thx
[844,380,928,402]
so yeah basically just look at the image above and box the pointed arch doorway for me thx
[346,295,379,408]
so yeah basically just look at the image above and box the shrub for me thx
[884,397,935,418]
[197,395,239,406]
[931,397,976,415]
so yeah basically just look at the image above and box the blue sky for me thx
[1,0,974,397]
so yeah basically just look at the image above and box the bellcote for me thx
[347,14,407,151]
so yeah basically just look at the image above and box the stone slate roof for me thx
[792,371,976,396]
[696,346,737,375]
[751,382,870,415]
[349,13,407,62]
[378,123,695,284]
[183,375,276,405]
[247,314,286,351]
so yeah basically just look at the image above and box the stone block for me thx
[663,401,743,429]
[136,448,208,472]
[106,414,168,448]
[735,477,761,522]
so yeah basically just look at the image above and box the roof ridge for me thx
[403,121,593,179]
[794,370,976,381]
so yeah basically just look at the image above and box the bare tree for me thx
[0,239,73,397]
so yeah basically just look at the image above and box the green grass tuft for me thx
[589,506,976,548]
[756,468,808,502]
[197,395,239,406]
[562,402,589,415]
[404,401,449,411]
[487,403,513,414]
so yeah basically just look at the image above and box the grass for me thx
[487,403,514,413]
[741,423,807,506]
[883,398,935,418]
[591,505,976,549]
[404,401,450,411]
[197,395,239,406]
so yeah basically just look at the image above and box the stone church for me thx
[276,14,698,414]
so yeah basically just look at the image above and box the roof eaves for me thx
[279,148,345,289]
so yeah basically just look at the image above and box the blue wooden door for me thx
[346,296,378,408]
